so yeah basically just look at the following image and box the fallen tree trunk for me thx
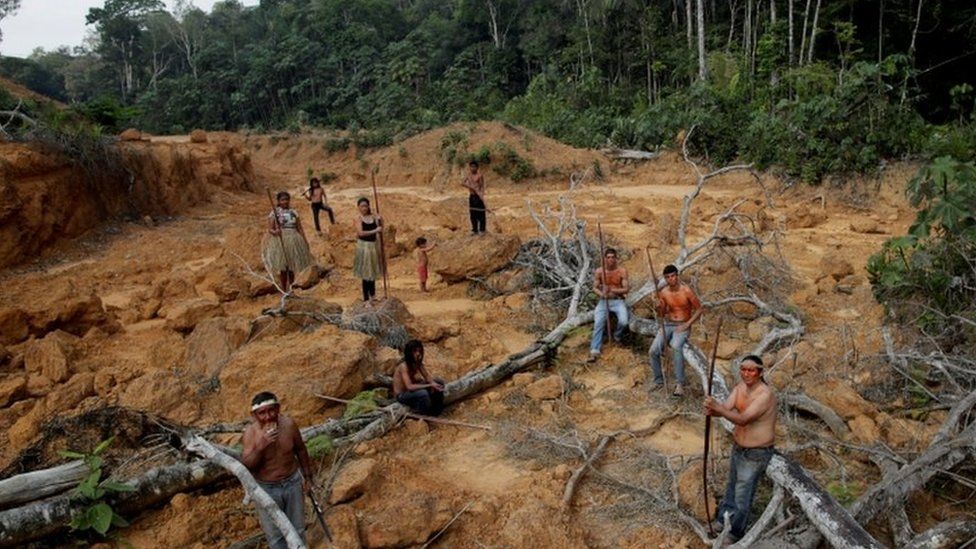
[0,460,87,509]
[907,520,976,549]
[601,148,658,161]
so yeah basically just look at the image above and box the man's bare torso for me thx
[243,415,300,482]
[660,284,700,322]
[731,383,777,448]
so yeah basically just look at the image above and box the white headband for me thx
[251,399,278,412]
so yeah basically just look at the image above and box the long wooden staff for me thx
[265,189,293,291]
[370,168,390,299]
[703,315,724,536]
[596,221,613,346]
[644,248,669,395]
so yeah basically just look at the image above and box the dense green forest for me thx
[2,0,976,180]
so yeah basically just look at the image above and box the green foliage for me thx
[827,480,863,505]
[868,156,976,350]
[490,142,536,182]
[59,437,134,537]
[343,389,384,418]
[440,129,469,164]
[324,137,351,153]
[306,434,334,459]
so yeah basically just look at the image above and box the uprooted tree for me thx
[2,133,975,548]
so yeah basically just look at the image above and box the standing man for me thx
[460,160,487,235]
[588,248,630,363]
[704,355,777,543]
[242,392,314,549]
[649,264,702,396]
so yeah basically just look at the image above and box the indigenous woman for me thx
[352,197,383,302]
[261,191,313,292]
[393,339,445,416]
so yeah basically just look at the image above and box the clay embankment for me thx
[0,134,254,268]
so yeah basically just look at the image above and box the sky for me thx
[0,0,259,59]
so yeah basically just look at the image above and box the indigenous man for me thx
[460,160,487,234]
[704,355,777,544]
[649,264,703,396]
[242,392,314,549]
[588,248,630,363]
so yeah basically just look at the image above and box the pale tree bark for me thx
[806,0,821,64]
[686,0,693,48]
[697,0,707,80]
[798,0,810,65]
[788,0,794,65]
[0,461,87,508]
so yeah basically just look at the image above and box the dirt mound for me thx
[0,76,66,108]
[0,137,254,268]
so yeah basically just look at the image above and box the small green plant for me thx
[306,434,334,459]
[592,160,604,181]
[491,142,536,182]
[440,129,469,164]
[59,437,135,537]
[343,389,384,418]
[324,137,350,153]
[398,145,408,157]
[826,480,863,505]
[319,171,338,183]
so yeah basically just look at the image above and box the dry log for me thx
[562,435,611,509]
[0,460,87,509]
[907,520,976,549]
[183,435,305,549]
[601,148,658,161]
[726,484,785,548]
[780,392,850,438]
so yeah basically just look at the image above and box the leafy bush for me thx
[59,437,134,537]
[342,389,384,418]
[491,142,536,182]
[306,434,334,459]
[324,137,351,153]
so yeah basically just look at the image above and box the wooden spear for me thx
[703,315,724,536]
[596,221,614,347]
[644,248,669,395]
[370,167,390,299]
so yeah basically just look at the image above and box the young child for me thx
[415,237,437,292]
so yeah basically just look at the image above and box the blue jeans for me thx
[256,469,306,549]
[396,378,446,416]
[590,299,629,354]
[649,322,690,385]
[716,445,773,540]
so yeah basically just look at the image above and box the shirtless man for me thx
[649,264,703,396]
[460,161,487,234]
[704,355,777,543]
[588,248,630,362]
[242,392,314,549]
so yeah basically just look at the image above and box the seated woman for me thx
[393,339,445,416]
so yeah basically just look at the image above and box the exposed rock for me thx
[656,213,677,245]
[189,129,208,143]
[403,419,429,437]
[373,347,401,376]
[0,375,27,408]
[0,344,8,365]
[329,505,362,549]
[213,276,250,303]
[0,307,29,344]
[359,492,450,548]
[28,294,121,338]
[249,298,343,342]
[162,298,226,333]
[24,330,79,383]
[184,316,250,379]
[835,274,865,295]
[677,461,709,521]
[25,374,54,397]
[329,458,377,504]
[786,206,827,229]
[525,374,564,400]
[294,264,326,290]
[248,277,277,298]
[512,373,535,387]
[747,316,776,343]
[818,252,855,282]
[807,379,877,420]
[9,373,95,448]
[629,204,656,225]
[715,340,740,360]
[119,372,202,424]
[119,128,142,141]
[153,271,198,300]
[848,414,881,444]
[878,414,936,450]
[217,325,375,424]
[850,219,884,234]
[433,233,520,283]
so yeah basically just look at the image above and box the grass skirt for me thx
[353,240,382,281]
[261,229,313,273]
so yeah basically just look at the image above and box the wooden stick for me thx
[562,435,611,509]
[370,168,390,300]
[596,221,613,347]
[314,394,491,431]
[703,316,724,536]
[644,248,669,395]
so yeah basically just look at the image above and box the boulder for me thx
[628,204,656,225]
[184,316,250,379]
[850,219,884,234]
[512,373,535,387]
[9,373,95,448]
[217,325,375,424]
[359,493,451,548]
[676,461,710,521]
[818,252,855,282]
[328,458,377,504]
[525,374,564,400]
[807,379,876,420]
[119,372,202,424]
[189,129,208,143]
[715,340,741,360]
[119,128,142,141]
[328,506,362,549]
[786,206,827,229]
[294,264,326,290]
[152,271,198,300]
[26,374,54,397]
[0,375,27,408]
[248,277,277,298]
[162,298,226,333]
[433,233,520,283]
[878,415,936,450]
[0,307,29,344]
[746,316,777,343]
[249,299,343,342]
[24,330,79,383]
[27,294,121,338]
[213,276,250,303]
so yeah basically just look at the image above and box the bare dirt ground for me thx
[0,121,936,548]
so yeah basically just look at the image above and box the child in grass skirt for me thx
[262,191,313,292]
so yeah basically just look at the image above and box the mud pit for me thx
[0,122,940,548]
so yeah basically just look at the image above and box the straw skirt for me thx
[353,240,382,281]
[261,229,313,273]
